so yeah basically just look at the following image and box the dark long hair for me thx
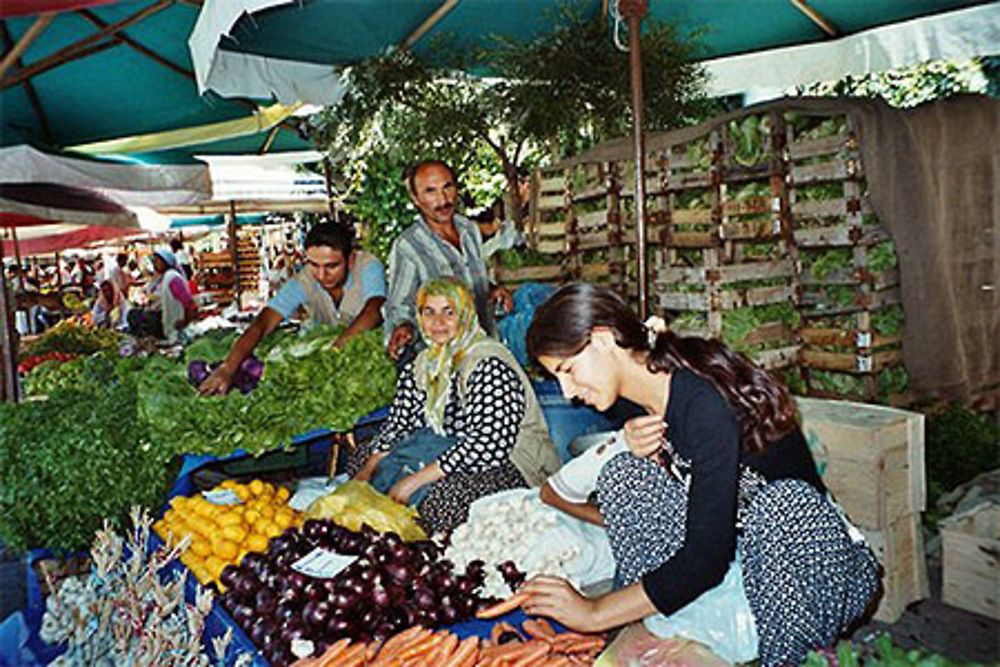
[527,284,796,454]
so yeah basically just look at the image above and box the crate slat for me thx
[749,344,800,370]
[496,264,563,282]
[800,348,902,373]
[671,208,713,224]
[940,503,1000,620]
[787,134,847,160]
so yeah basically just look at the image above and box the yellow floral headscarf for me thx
[413,276,487,434]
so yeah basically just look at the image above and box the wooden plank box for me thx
[940,501,1000,620]
[859,512,929,623]
[796,398,925,529]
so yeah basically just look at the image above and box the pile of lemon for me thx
[153,479,302,586]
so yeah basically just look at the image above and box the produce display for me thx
[16,350,76,375]
[305,480,427,542]
[217,519,500,666]
[39,508,246,666]
[154,479,303,586]
[293,620,607,666]
[21,318,122,358]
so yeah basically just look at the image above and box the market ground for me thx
[1,545,997,663]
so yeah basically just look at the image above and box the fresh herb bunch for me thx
[804,632,965,666]
[0,374,172,553]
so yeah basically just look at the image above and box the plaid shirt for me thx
[385,214,495,339]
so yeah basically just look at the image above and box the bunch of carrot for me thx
[293,618,606,667]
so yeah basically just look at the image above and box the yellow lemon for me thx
[258,505,275,520]
[217,512,243,527]
[253,517,271,535]
[190,538,212,558]
[219,479,238,489]
[245,533,269,552]
[232,485,250,501]
[212,538,239,561]
[243,509,261,525]
[221,524,247,543]
[205,556,227,580]
[262,522,282,539]
[248,479,264,496]
[273,509,294,530]
[274,486,290,503]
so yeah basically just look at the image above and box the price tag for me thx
[291,547,356,579]
[855,331,872,348]
[855,355,873,372]
[203,489,242,506]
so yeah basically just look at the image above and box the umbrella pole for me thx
[11,226,23,287]
[228,200,241,308]
[55,251,62,289]
[0,229,19,402]
[620,0,649,319]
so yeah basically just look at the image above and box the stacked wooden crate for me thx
[235,228,263,296]
[651,113,799,372]
[939,502,1000,620]
[786,113,906,402]
[495,166,567,286]
[195,250,236,306]
[797,397,928,622]
[570,161,625,290]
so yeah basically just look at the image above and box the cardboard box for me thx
[940,502,1000,620]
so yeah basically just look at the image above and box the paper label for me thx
[203,489,242,506]
[291,547,356,579]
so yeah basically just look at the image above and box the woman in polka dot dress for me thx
[519,284,879,666]
[349,276,560,534]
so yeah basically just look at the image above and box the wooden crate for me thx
[859,512,929,623]
[796,397,925,529]
[940,502,1000,620]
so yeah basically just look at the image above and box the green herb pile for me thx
[804,632,968,667]
[3,327,397,553]
[0,366,172,553]
[22,320,122,359]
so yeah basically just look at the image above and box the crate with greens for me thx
[494,166,568,286]
[574,160,626,290]
[651,117,799,372]
[786,112,907,402]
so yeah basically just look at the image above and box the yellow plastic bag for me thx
[305,480,427,542]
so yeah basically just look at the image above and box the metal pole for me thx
[228,200,241,307]
[620,0,649,319]
[0,229,19,402]
[322,157,337,220]
[11,226,23,287]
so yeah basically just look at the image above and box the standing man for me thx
[385,160,511,360]
[199,223,385,395]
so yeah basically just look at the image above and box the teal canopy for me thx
[170,213,269,228]
[0,1,313,162]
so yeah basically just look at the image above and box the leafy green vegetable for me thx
[871,305,904,336]
[868,242,898,273]
[0,374,173,553]
[22,320,122,359]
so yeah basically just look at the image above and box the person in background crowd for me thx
[170,238,194,279]
[126,249,197,342]
[520,284,878,666]
[349,276,559,533]
[384,159,513,361]
[107,253,132,298]
[91,279,126,329]
[198,223,386,395]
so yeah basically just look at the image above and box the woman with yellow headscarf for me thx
[350,277,559,533]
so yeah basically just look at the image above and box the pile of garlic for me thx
[444,492,583,599]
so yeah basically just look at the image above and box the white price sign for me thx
[202,489,242,506]
[291,548,356,579]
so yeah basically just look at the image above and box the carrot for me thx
[397,632,447,661]
[520,620,554,642]
[365,642,381,663]
[509,641,550,667]
[475,591,530,619]
[440,636,480,667]
[378,626,424,657]
[315,637,352,666]
[328,642,366,667]
[532,619,557,638]
[555,636,605,654]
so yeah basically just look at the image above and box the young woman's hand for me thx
[519,575,600,632]
[623,415,667,458]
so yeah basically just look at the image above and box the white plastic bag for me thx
[642,553,759,664]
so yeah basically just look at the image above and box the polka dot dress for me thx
[345,358,529,533]
[596,455,879,666]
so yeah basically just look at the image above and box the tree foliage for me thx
[797,57,990,108]
[309,6,711,255]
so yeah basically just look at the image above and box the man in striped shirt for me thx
[385,160,512,360]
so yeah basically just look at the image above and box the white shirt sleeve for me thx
[547,431,629,504]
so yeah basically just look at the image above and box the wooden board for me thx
[749,344,800,370]
[788,134,847,160]
[720,219,780,240]
[580,262,611,281]
[576,209,609,230]
[495,264,563,283]
[790,159,861,184]
[671,208,713,225]
[940,502,1000,620]
[794,225,890,248]
[800,348,902,373]
[797,397,926,529]
[537,194,569,210]
[859,513,930,623]
[799,327,901,350]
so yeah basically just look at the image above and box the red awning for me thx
[1,225,137,256]
[0,1,120,18]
